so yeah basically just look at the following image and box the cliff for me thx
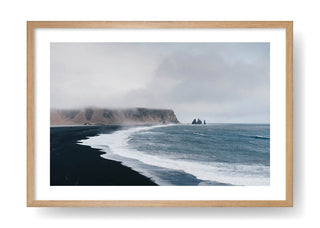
[50,108,180,126]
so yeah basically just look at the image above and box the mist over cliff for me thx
[50,108,180,126]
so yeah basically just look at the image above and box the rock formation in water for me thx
[50,108,180,126]
[192,118,203,124]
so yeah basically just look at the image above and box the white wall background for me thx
[0,0,316,227]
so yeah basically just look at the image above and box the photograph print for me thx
[50,42,270,186]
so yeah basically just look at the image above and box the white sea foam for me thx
[193,132,207,137]
[254,135,270,139]
[78,125,270,186]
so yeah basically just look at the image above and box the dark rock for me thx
[85,108,94,120]
[192,118,204,125]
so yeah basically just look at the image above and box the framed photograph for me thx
[27,21,293,207]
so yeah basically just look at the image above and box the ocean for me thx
[78,124,270,186]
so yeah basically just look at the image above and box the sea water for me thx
[78,124,270,186]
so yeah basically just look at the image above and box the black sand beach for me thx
[50,126,157,186]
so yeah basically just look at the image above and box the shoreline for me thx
[50,125,157,186]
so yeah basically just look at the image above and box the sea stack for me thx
[192,118,203,125]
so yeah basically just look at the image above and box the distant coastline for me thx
[50,107,180,126]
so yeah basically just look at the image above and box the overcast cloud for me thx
[51,42,269,123]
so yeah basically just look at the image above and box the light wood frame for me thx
[27,21,293,207]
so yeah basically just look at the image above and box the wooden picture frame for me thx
[27,21,293,207]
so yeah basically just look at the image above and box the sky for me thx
[51,42,270,123]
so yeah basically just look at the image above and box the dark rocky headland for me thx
[51,107,180,126]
